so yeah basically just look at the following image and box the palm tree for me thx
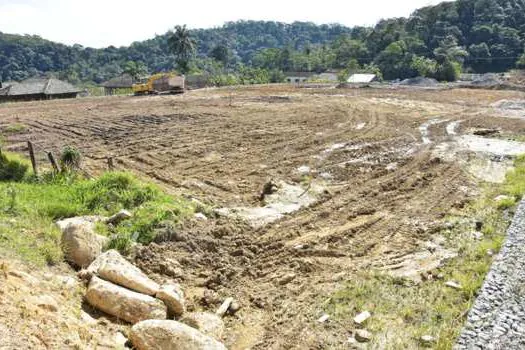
[167,25,196,74]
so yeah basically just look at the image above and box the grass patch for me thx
[3,123,27,133]
[326,155,525,349]
[0,153,195,265]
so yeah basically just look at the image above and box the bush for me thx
[0,152,30,181]
[60,146,82,171]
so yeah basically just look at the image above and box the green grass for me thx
[3,123,28,133]
[0,153,195,265]
[326,155,525,349]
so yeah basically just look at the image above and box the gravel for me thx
[455,199,525,349]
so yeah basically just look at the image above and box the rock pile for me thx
[57,215,230,350]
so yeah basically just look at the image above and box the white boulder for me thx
[130,320,227,350]
[85,276,166,324]
[97,251,160,296]
[58,216,108,268]
[181,312,225,340]
[156,284,185,317]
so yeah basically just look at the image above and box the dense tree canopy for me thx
[1,0,525,84]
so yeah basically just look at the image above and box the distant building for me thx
[101,74,134,95]
[284,72,316,84]
[347,74,378,84]
[0,78,81,102]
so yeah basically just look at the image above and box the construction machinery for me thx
[132,73,185,96]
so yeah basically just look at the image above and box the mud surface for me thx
[2,86,525,348]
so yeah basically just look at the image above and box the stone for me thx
[114,332,128,347]
[130,320,227,350]
[80,310,97,325]
[215,297,234,317]
[420,335,436,346]
[445,281,463,290]
[85,276,166,324]
[181,312,225,340]
[318,314,330,323]
[355,329,372,343]
[472,231,484,240]
[353,311,371,325]
[156,284,185,317]
[194,213,208,221]
[97,250,160,296]
[29,295,58,312]
[228,301,241,315]
[106,210,133,225]
[58,216,108,268]
[85,249,122,274]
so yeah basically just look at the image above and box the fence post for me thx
[47,152,60,173]
[27,141,38,176]
[107,157,114,171]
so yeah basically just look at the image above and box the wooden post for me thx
[47,152,60,173]
[27,141,38,176]
[107,157,114,171]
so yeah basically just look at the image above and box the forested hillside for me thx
[1,0,525,84]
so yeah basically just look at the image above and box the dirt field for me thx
[2,85,525,348]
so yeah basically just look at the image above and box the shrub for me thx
[60,146,82,171]
[0,152,30,181]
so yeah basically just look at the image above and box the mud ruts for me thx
[455,199,525,349]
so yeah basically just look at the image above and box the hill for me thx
[1,0,525,84]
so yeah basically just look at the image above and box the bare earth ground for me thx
[1,85,525,349]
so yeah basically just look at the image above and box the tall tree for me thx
[167,25,197,74]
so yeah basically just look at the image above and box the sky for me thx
[0,0,448,48]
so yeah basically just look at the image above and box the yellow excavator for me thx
[132,73,185,96]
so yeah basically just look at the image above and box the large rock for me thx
[97,251,160,296]
[85,249,122,274]
[180,312,225,341]
[130,320,227,350]
[85,276,166,324]
[156,284,185,317]
[58,216,108,268]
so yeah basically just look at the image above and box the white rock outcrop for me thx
[130,320,227,350]
[85,276,166,324]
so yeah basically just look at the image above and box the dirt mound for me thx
[492,99,525,111]
[470,74,503,87]
[399,77,439,87]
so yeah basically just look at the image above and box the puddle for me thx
[434,127,525,183]
[419,119,448,144]
[457,135,525,156]
[216,181,325,228]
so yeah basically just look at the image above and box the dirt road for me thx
[2,85,525,348]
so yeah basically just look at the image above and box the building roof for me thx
[1,78,81,96]
[101,74,134,88]
[347,74,377,83]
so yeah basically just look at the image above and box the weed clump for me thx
[0,151,29,181]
